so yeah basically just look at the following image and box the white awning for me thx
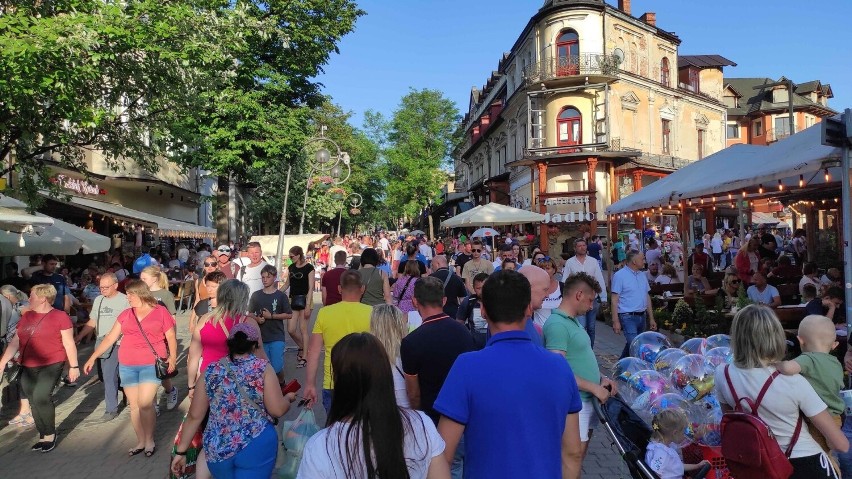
[0,196,55,233]
[0,196,110,255]
[60,195,216,239]
[606,123,844,215]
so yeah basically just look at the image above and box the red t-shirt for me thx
[116,305,177,366]
[321,267,347,305]
[17,309,73,367]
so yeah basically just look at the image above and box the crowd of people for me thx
[1,226,850,479]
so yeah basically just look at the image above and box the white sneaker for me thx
[166,386,179,410]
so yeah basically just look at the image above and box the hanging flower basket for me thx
[309,175,334,191]
[350,207,361,215]
[329,187,346,200]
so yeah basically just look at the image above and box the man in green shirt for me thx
[544,271,617,475]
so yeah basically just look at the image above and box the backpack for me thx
[720,365,802,479]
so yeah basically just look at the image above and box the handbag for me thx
[219,357,276,424]
[92,297,116,360]
[133,308,178,380]
[3,311,50,386]
[290,295,307,310]
[393,276,415,306]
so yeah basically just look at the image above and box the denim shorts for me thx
[118,364,160,387]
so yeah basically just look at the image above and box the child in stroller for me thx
[594,396,712,479]
[647,410,711,479]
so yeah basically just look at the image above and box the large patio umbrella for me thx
[441,205,483,228]
[0,196,110,255]
[457,203,545,227]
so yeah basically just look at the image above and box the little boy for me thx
[776,314,844,454]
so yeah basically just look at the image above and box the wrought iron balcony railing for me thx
[523,53,620,85]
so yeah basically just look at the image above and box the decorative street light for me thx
[337,192,363,236]
[298,126,351,235]
[274,126,351,270]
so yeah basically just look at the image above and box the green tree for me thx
[371,88,461,220]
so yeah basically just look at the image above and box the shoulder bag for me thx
[393,276,415,306]
[93,297,116,360]
[219,357,276,425]
[133,308,178,380]
[3,311,50,385]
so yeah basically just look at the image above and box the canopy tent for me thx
[441,205,483,228]
[0,196,110,255]
[750,212,781,225]
[606,123,843,215]
[443,203,545,227]
[249,234,330,264]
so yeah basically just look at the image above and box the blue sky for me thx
[318,0,852,128]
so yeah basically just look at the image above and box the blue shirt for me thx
[485,317,542,347]
[434,330,582,479]
[747,284,780,306]
[611,266,650,313]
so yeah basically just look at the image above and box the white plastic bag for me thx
[278,407,320,478]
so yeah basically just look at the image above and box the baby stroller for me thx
[593,396,712,479]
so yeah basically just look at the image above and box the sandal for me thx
[296,349,307,368]
[128,447,145,457]
[144,446,156,457]
[9,413,32,426]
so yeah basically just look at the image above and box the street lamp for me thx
[337,193,363,236]
[298,126,351,235]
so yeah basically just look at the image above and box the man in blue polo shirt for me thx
[545,272,617,476]
[611,249,657,358]
[434,270,583,479]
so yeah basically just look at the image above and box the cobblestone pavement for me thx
[0,295,632,478]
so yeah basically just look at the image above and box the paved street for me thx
[0,294,630,478]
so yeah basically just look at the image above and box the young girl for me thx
[645,409,710,479]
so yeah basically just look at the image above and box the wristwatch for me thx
[175,450,188,456]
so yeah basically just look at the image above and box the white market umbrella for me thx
[441,205,483,228]
[409,230,426,236]
[459,203,545,227]
[470,227,499,238]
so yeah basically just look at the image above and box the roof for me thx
[677,55,737,69]
[725,77,837,117]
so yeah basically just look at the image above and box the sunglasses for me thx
[471,249,482,253]
[204,262,217,267]
[731,280,742,284]
[535,256,552,263]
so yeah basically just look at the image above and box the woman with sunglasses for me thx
[717,273,742,309]
[195,257,220,304]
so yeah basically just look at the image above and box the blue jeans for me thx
[263,341,285,374]
[207,424,277,479]
[838,415,852,477]
[451,436,465,479]
[578,301,600,348]
[618,312,647,358]
[322,388,333,413]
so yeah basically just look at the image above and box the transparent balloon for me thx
[623,370,675,407]
[691,395,723,446]
[680,337,708,355]
[669,354,716,401]
[644,393,697,445]
[654,348,688,378]
[705,334,731,351]
[613,357,653,382]
[629,331,672,363]
[705,347,733,369]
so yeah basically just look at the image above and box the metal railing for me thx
[523,53,620,85]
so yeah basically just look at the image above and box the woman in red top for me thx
[84,280,177,457]
[0,284,79,453]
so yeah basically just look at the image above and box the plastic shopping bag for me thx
[278,407,320,479]
[169,413,203,479]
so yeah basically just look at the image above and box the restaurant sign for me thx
[51,175,106,196]
[542,196,588,206]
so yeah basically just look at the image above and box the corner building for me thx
[454,0,734,251]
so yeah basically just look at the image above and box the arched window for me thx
[660,57,670,87]
[557,107,582,149]
[555,29,579,76]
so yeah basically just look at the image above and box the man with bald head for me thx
[429,254,467,318]
[515,265,552,346]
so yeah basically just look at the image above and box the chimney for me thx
[640,12,656,26]
[618,0,631,15]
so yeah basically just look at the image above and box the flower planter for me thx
[330,192,343,200]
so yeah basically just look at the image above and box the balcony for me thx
[523,53,619,87]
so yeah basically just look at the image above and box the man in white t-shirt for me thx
[328,239,347,265]
[74,273,130,422]
[562,238,607,348]
[378,233,390,256]
[177,243,189,266]
[418,237,434,263]
[238,241,268,296]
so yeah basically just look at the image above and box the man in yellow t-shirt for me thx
[304,270,372,412]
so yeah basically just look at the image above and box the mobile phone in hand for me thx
[281,379,301,395]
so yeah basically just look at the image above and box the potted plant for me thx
[669,299,693,345]
[309,175,334,191]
